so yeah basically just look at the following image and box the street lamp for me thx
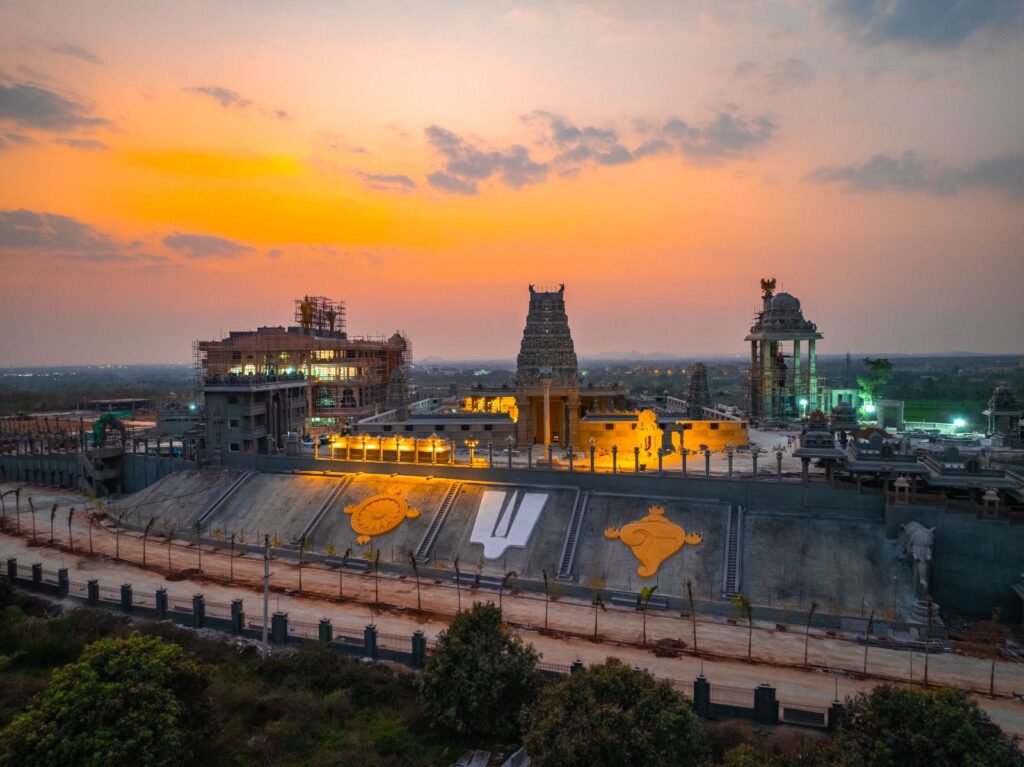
[726,444,735,478]
[430,437,438,465]
[465,438,478,467]
[681,447,690,477]
[394,435,402,463]
[952,417,966,431]
[799,398,809,417]
[588,436,597,473]
[506,434,515,469]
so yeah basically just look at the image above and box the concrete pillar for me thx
[793,338,802,404]
[191,594,205,628]
[231,599,244,634]
[57,567,69,596]
[364,624,378,660]
[120,584,133,613]
[6,558,15,580]
[31,562,42,588]
[412,630,426,668]
[318,617,332,643]
[156,588,168,618]
[828,701,844,731]
[801,458,810,484]
[570,659,584,674]
[87,579,99,605]
[763,342,774,419]
[271,611,288,643]
[693,676,710,718]
[809,339,817,411]
[754,684,779,725]
[542,379,552,446]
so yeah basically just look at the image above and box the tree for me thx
[732,593,754,661]
[858,357,892,406]
[523,658,706,767]
[830,685,1024,767]
[0,634,210,767]
[419,603,541,739]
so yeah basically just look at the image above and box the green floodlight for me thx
[799,398,809,407]
[952,417,966,429]
[864,404,876,414]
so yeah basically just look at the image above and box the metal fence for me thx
[709,684,755,708]
[779,701,829,728]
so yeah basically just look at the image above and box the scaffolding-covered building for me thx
[196,296,410,456]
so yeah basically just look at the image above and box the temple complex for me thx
[745,278,822,420]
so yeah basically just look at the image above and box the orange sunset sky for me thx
[1,1,1022,364]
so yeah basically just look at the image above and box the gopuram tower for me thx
[515,284,580,447]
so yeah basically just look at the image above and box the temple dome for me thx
[771,293,801,312]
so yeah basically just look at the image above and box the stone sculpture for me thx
[901,521,935,596]
[344,488,420,545]
[605,506,702,578]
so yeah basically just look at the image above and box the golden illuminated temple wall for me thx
[462,395,518,421]
[577,412,749,454]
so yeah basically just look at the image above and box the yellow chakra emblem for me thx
[344,488,420,545]
[604,506,702,578]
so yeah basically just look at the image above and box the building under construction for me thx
[196,297,410,455]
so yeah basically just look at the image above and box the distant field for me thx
[902,400,985,425]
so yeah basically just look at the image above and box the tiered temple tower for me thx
[687,362,711,419]
[515,284,580,446]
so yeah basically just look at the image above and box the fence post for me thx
[31,563,42,589]
[120,584,133,613]
[754,684,779,725]
[271,611,288,643]
[6,558,16,580]
[318,618,332,643]
[155,588,168,619]
[87,579,99,606]
[411,630,426,668]
[828,700,844,732]
[693,675,710,718]
[364,624,378,660]
[230,599,244,634]
[191,594,205,628]
[57,567,69,596]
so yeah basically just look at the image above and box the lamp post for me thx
[657,447,665,473]
[681,448,690,477]
[588,437,596,473]
[413,437,420,464]
[430,437,438,465]
[465,438,478,467]
[344,437,351,461]
[487,440,494,469]
[361,435,368,462]
[611,445,618,474]
[752,448,760,476]
[703,448,711,478]
[726,444,735,478]
[776,448,784,480]
[799,397,809,418]
[506,434,515,469]
[633,445,640,474]
[394,435,402,463]
[449,439,455,465]
[547,441,553,468]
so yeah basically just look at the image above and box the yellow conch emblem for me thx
[604,506,702,578]
[344,488,420,545]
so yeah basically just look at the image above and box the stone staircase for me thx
[414,481,463,562]
[288,475,353,547]
[556,490,589,581]
[197,471,255,527]
[722,503,743,598]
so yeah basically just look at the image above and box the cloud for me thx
[806,151,1024,198]
[424,125,548,195]
[184,85,251,110]
[54,137,108,151]
[0,209,115,257]
[354,170,418,193]
[162,232,255,258]
[267,248,284,259]
[0,132,35,151]
[823,0,1024,49]
[0,80,110,131]
[42,41,102,65]
[734,58,815,92]
[422,107,777,195]
[658,110,778,162]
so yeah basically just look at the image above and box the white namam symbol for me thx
[469,490,548,559]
